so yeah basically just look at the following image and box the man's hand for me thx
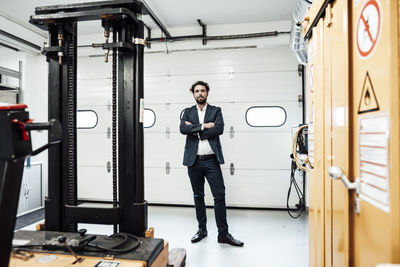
[203,122,215,129]
[184,121,197,136]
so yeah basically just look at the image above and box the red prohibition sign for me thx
[356,0,381,58]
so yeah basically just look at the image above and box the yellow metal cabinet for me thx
[308,20,327,267]
[351,0,400,266]
[329,1,350,267]
[305,0,400,266]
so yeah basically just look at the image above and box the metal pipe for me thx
[148,34,203,42]
[207,31,283,40]
[0,29,41,51]
[78,31,289,49]
[0,42,19,52]
[0,66,20,79]
[147,31,289,43]
[18,61,22,104]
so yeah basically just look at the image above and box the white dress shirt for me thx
[196,104,214,155]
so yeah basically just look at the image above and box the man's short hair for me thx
[190,81,210,93]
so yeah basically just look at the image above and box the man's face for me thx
[193,85,208,105]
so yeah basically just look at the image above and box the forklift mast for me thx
[29,0,148,236]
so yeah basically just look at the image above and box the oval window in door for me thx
[245,106,287,127]
[77,110,98,129]
[144,108,156,128]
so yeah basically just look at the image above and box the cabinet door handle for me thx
[328,166,360,194]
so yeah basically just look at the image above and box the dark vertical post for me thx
[132,19,147,235]
[300,64,306,207]
[0,159,25,267]
[118,19,136,234]
[63,22,78,232]
[45,25,63,231]
[45,22,78,232]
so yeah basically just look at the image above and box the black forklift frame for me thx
[29,0,148,236]
[0,104,62,267]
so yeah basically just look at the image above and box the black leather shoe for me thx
[191,229,208,243]
[218,233,244,246]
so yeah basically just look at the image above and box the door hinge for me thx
[230,126,234,139]
[166,162,170,175]
[298,94,304,107]
[298,64,303,77]
[230,163,235,175]
[107,161,111,173]
[107,127,111,139]
[166,126,170,139]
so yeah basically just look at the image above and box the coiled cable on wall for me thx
[291,125,313,172]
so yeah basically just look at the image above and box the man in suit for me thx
[180,81,244,247]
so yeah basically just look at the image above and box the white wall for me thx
[0,48,48,198]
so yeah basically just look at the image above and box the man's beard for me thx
[196,97,206,104]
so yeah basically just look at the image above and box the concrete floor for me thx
[21,206,308,267]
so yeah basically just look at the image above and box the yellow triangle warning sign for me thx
[358,72,379,114]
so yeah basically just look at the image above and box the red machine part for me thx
[12,119,33,141]
[0,104,27,110]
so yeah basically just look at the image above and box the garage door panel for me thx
[78,57,112,77]
[223,169,298,208]
[144,47,298,76]
[145,168,203,204]
[78,166,113,200]
[145,167,298,208]
[144,76,301,104]
[78,79,111,90]
[222,132,292,169]
[144,132,184,167]
[144,102,300,133]
[78,132,111,165]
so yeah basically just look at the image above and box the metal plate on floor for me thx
[94,260,120,267]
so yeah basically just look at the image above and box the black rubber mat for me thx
[15,208,44,230]
[13,230,164,266]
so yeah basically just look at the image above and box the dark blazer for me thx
[180,104,225,167]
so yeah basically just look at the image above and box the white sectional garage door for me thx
[143,46,302,208]
[76,45,302,208]
[76,57,114,200]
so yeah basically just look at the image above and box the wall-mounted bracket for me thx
[197,19,207,45]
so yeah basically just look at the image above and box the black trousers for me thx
[188,156,229,236]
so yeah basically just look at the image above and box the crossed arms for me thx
[179,108,224,140]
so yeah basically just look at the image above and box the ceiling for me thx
[0,0,297,32]
[142,0,297,27]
